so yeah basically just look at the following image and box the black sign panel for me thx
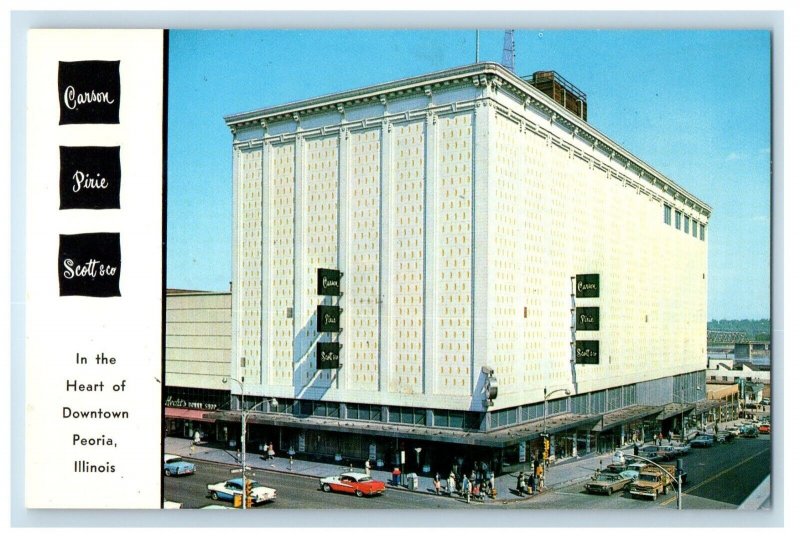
[59,146,121,210]
[576,273,600,298]
[575,307,600,331]
[316,342,341,369]
[58,232,121,297]
[575,340,600,364]
[317,268,342,296]
[58,60,121,125]
[317,304,342,332]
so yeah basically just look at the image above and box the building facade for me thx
[164,290,231,439]
[219,63,711,473]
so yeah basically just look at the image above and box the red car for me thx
[319,472,386,497]
[758,423,771,434]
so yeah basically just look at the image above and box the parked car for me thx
[690,435,714,448]
[740,425,759,438]
[207,477,277,504]
[656,446,679,460]
[716,430,735,443]
[724,428,740,438]
[319,472,386,497]
[671,443,691,456]
[639,445,662,461]
[585,472,634,495]
[163,454,196,477]
[758,423,771,434]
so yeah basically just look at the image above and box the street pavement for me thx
[165,418,767,506]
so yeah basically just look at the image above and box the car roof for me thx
[342,472,371,480]
[163,453,182,461]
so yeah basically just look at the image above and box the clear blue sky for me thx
[167,29,771,320]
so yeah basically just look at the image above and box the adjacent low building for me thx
[180,62,712,475]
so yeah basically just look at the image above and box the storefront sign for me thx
[576,307,600,331]
[576,273,600,298]
[575,340,600,365]
[317,268,342,296]
[165,396,217,410]
[519,442,526,463]
[316,304,342,332]
[316,342,341,369]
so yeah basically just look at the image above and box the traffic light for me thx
[245,479,254,508]
[543,437,550,456]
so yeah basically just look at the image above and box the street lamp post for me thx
[542,387,571,485]
[224,377,278,510]
[625,453,683,510]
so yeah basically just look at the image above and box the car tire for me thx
[322,484,331,493]
[211,492,219,500]
[653,491,658,501]
[164,469,172,477]
[356,490,364,498]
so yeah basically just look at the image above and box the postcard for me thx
[19,22,778,523]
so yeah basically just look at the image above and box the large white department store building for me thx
[216,63,712,473]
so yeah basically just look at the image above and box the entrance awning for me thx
[165,407,216,422]
[656,403,696,421]
[592,405,663,432]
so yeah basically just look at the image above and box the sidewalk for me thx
[165,417,750,505]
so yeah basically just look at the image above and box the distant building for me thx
[734,341,770,361]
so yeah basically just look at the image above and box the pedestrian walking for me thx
[668,430,673,443]
[657,432,663,446]
[527,472,535,494]
[433,473,441,495]
[267,442,275,460]
[392,467,402,486]
[364,459,371,476]
[536,464,544,490]
[652,433,657,445]
[517,472,526,495]
[462,474,471,503]
[447,472,456,495]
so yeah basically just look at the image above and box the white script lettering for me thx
[72,171,109,193]
[63,85,115,110]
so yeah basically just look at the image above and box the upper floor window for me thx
[700,224,706,241]
[663,204,672,225]
[684,214,690,234]
[675,210,682,230]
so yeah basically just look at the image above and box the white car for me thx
[207,477,277,504]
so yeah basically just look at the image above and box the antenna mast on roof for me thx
[502,29,515,72]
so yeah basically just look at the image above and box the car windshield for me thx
[166,458,184,464]
[640,474,659,483]
[358,477,372,483]
[598,474,618,481]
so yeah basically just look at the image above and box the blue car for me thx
[164,454,196,477]
[690,435,714,448]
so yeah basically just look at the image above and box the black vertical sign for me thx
[317,342,341,369]
[575,341,600,364]
[317,305,342,332]
[317,268,342,296]
[576,274,600,298]
[575,307,600,331]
